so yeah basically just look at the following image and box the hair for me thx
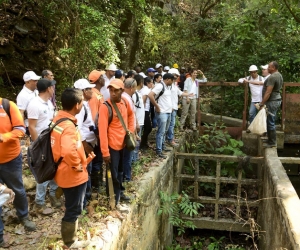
[163,73,174,80]
[124,78,137,89]
[154,73,162,82]
[61,88,83,111]
[42,69,50,78]
[134,66,141,71]
[144,77,152,86]
[271,61,279,70]
[134,74,144,86]
[127,70,137,78]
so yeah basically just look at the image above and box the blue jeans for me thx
[266,100,281,131]
[249,102,259,124]
[62,182,87,222]
[167,110,177,142]
[35,179,58,205]
[107,148,124,205]
[155,112,171,154]
[123,147,133,181]
[91,141,103,182]
[132,126,143,163]
[0,154,29,241]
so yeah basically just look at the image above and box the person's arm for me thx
[148,91,160,113]
[28,119,38,141]
[260,85,274,107]
[99,103,110,164]
[142,95,147,106]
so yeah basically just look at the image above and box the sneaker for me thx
[49,195,62,208]
[162,147,172,152]
[34,203,53,215]
[157,153,167,159]
[20,217,36,231]
[120,193,131,202]
[167,140,178,147]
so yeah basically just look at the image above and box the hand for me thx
[103,156,111,166]
[155,106,161,113]
[3,187,15,203]
[188,93,194,97]
[82,141,93,155]
[136,123,140,133]
[0,134,3,143]
[186,99,190,104]
[86,151,96,165]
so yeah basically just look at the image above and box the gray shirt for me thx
[262,72,283,101]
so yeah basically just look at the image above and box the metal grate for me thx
[175,153,264,232]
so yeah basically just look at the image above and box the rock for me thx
[23,175,36,190]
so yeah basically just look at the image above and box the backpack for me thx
[27,118,75,184]
[134,92,141,109]
[2,98,11,121]
[93,101,113,136]
[247,76,263,82]
[155,82,165,101]
[83,104,88,122]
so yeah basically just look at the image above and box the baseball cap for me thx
[147,68,157,73]
[105,63,118,71]
[139,72,147,78]
[74,79,96,89]
[164,66,170,71]
[88,70,105,83]
[168,68,180,76]
[115,69,125,79]
[23,71,41,82]
[107,79,124,89]
[155,63,162,69]
[249,65,258,72]
[37,78,56,92]
[261,64,268,70]
[173,63,179,69]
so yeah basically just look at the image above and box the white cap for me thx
[261,64,268,70]
[168,68,180,76]
[105,63,118,71]
[74,79,96,89]
[155,63,162,69]
[249,65,258,71]
[23,71,41,82]
[139,72,147,78]
[164,66,170,71]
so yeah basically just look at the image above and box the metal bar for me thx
[194,159,199,199]
[235,168,243,220]
[181,217,251,232]
[198,82,244,87]
[189,196,259,207]
[282,82,286,131]
[215,161,221,220]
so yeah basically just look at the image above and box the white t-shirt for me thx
[170,83,183,110]
[102,74,115,101]
[248,75,263,102]
[151,82,172,113]
[132,90,145,126]
[140,86,151,111]
[183,78,198,99]
[17,85,39,126]
[75,101,97,146]
[27,96,54,136]
[122,92,136,130]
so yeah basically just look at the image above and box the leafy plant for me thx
[158,191,203,236]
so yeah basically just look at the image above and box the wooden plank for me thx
[279,157,300,164]
[215,161,221,220]
[236,169,243,220]
[182,217,250,232]
[194,159,199,199]
[176,174,260,185]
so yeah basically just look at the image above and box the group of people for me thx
[238,61,283,147]
[0,62,206,248]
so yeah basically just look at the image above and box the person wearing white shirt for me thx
[27,78,60,213]
[261,64,271,80]
[102,63,117,101]
[17,71,40,134]
[180,69,207,131]
[148,73,174,159]
[166,68,192,146]
[155,63,165,76]
[140,77,154,150]
[238,65,264,124]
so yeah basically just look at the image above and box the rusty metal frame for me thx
[175,152,263,232]
[281,82,300,132]
[197,82,248,137]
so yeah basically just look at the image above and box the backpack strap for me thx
[103,101,113,125]
[155,82,165,101]
[83,105,88,122]
[2,98,11,122]
[134,92,141,109]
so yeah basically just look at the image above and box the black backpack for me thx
[2,98,11,122]
[155,82,165,101]
[27,118,75,184]
[134,92,141,109]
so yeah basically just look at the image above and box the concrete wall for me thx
[102,152,175,250]
[259,148,300,250]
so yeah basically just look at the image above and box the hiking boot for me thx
[49,195,62,208]
[162,146,172,152]
[61,220,90,248]
[167,140,178,147]
[157,153,167,159]
[34,203,53,215]
[20,217,36,231]
[120,193,131,202]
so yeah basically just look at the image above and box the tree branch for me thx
[282,0,300,24]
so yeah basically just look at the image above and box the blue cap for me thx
[147,68,157,73]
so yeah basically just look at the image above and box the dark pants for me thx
[62,182,87,222]
[106,147,124,205]
[91,142,103,188]
[0,153,29,241]
[83,162,92,208]
[123,147,133,181]
[141,111,152,148]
